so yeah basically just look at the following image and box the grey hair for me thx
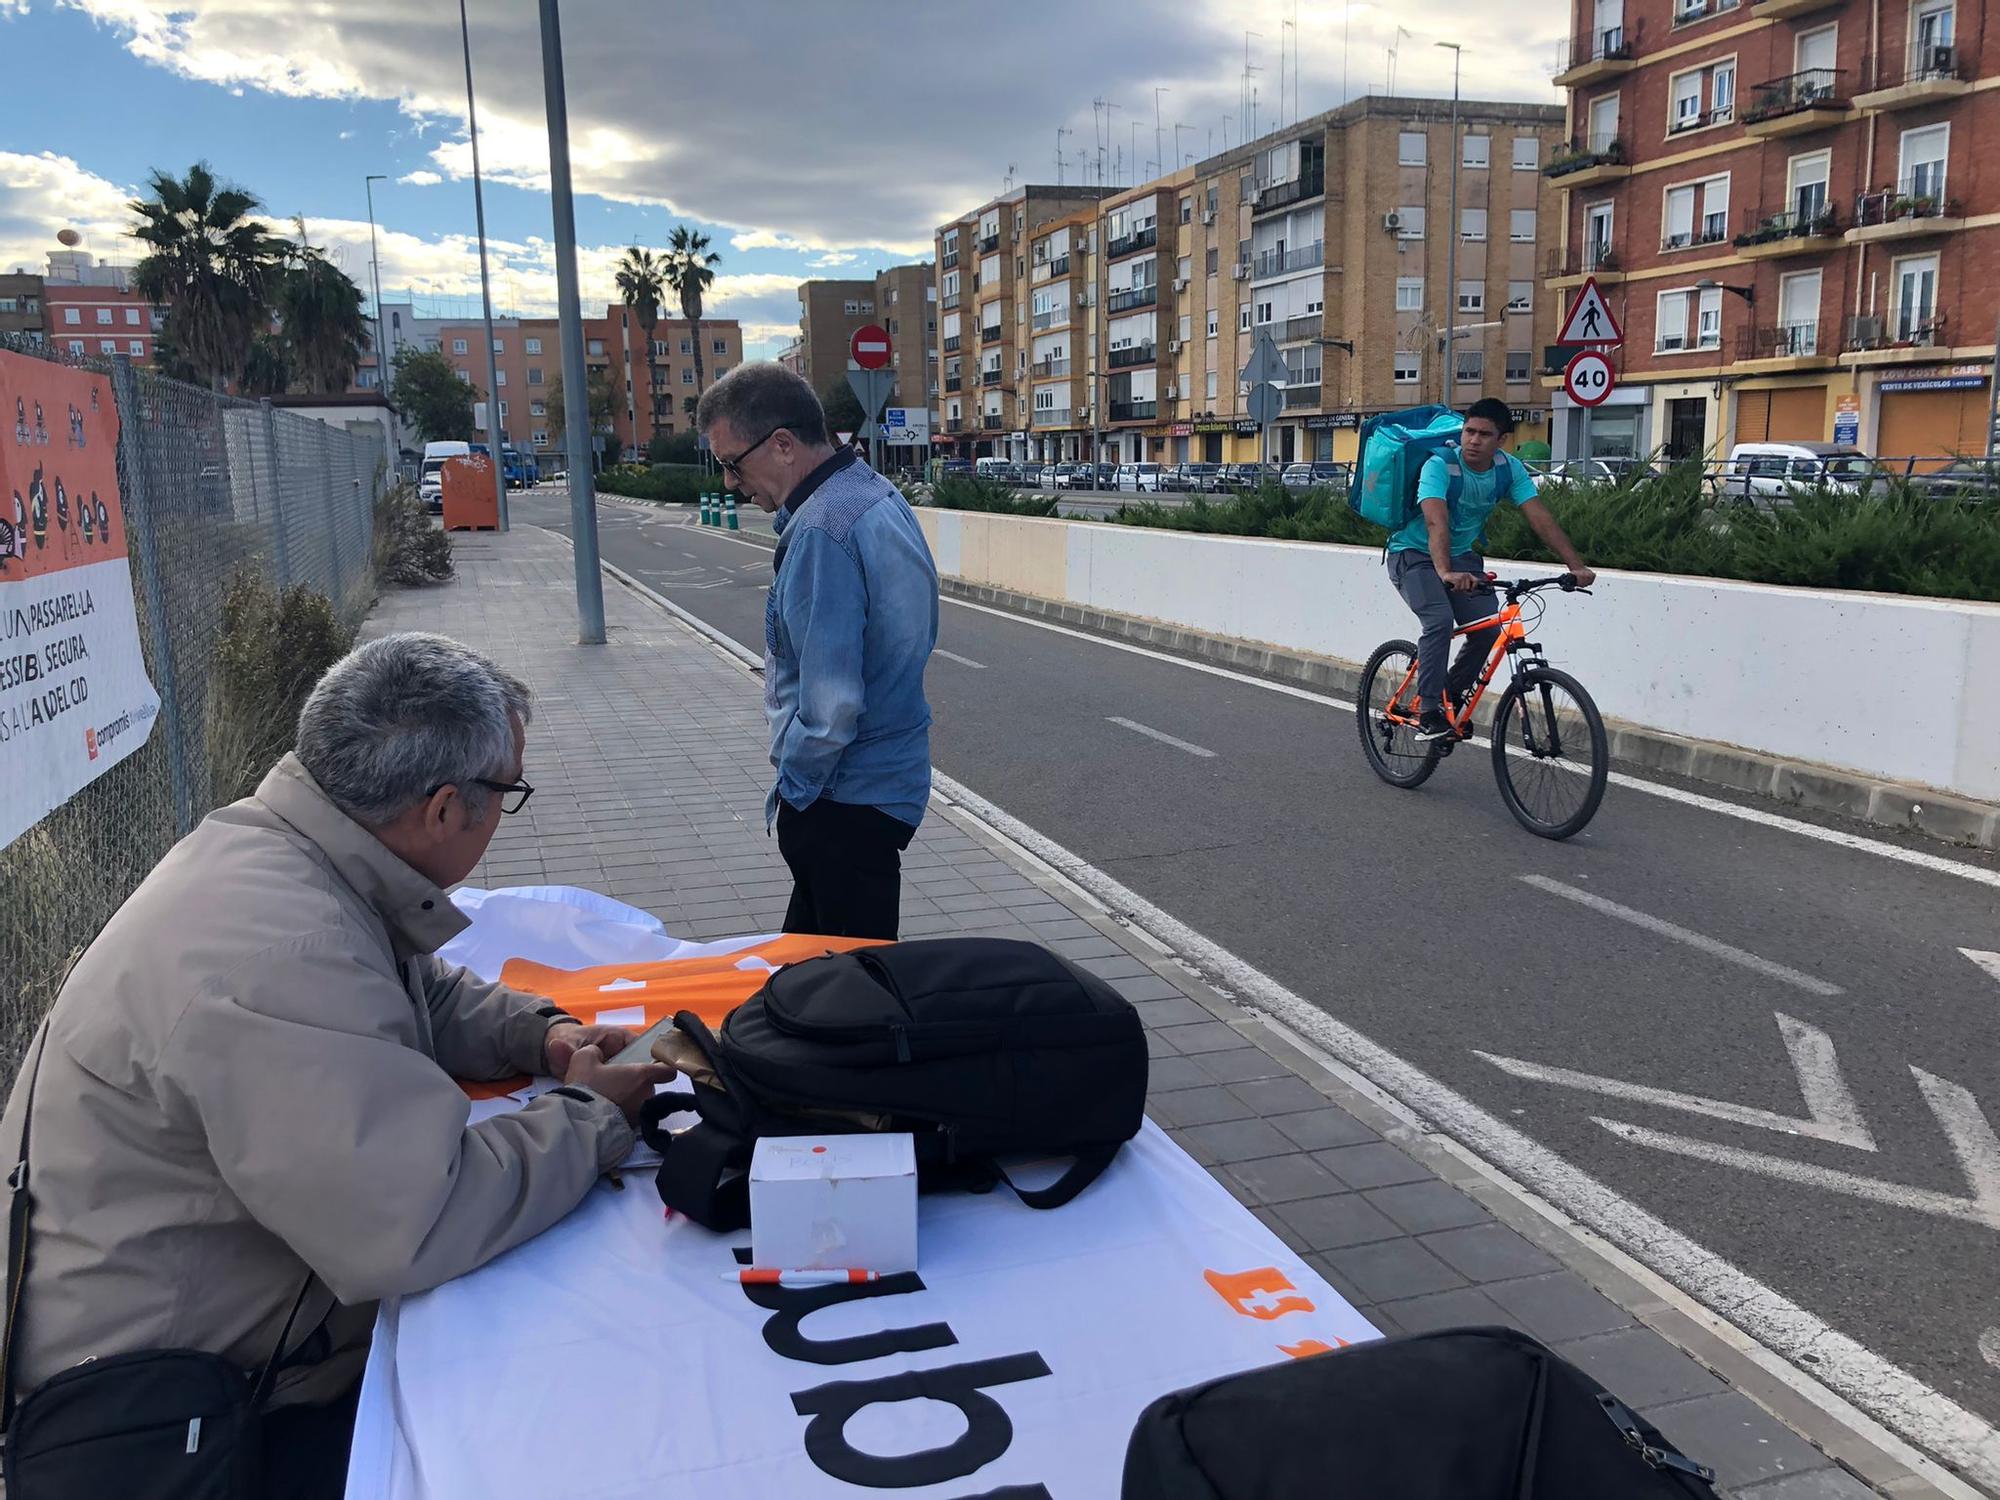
[694,362,828,448]
[295,632,532,826]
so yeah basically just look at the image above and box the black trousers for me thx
[777,798,917,940]
[263,1383,361,1500]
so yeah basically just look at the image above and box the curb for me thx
[937,576,2000,853]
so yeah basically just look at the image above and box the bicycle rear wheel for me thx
[1356,639,1442,789]
[1490,667,1607,839]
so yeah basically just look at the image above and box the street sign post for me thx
[850,324,892,371]
[1556,279,1623,467]
[1241,332,1287,469]
[1563,350,1616,408]
[846,366,896,472]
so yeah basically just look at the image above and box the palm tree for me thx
[275,219,369,396]
[663,225,721,404]
[615,246,666,439]
[128,162,284,392]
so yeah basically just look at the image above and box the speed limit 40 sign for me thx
[1564,349,1616,408]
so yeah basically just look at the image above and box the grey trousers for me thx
[1388,549,1500,708]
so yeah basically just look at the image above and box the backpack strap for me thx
[992,1143,1120,1211]
[652,1119,753,1231]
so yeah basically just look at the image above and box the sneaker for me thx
[1414,709,1454,741]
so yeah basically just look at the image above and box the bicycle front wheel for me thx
[1356,639,1442,789]
[1490,667,1608,839]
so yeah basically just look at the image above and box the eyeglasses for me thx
[427,776,536,815]
[717,426,779,479]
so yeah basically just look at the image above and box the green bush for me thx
[595,464,712,506]
[927,476,1060,517]
[647,430,704,465]
[209,569,354,804]
[373,483,455,587]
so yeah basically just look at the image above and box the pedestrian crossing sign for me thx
[1556,278,1624,347]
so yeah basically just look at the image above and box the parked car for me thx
[1036,464,1058,489]
[937,458,973,478]
[1911,458,2000,503]
[1713,443,1876,505]
[1115,462,1164,493]
[1166,462,1222,493]
[1280,461,1349,492]
[1051,462,1086,490]
[1215,462,1274,492]
[418,439,471,513]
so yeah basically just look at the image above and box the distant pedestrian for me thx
[697,363,939,939]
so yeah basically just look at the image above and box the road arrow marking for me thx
[1478,1013,1878,1150]
[1963,948,2000,987]
[1519,876,1842,994]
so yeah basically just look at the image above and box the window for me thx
[713,339,727,355]
[1663,175,1729,248]
[1463,135,1490,169]
[1788,150,1831,223]
[1671,69,1703,130]
[1669,58,1734,131]
[1507,281,1533,313]
[1795,24,1836,74]
[531,401,547,417]
[1458,281,1485,314]
[1585,201,1615,266]
[62,308,79,325]
[1711,61,1735,121]
[1239,307,1252,332]
[1399,131,1427,165]
[1512,136,1540,171]
[1894,253,1939,341]
[1510,209,1537,242]
[1394,351,1420,384]
[1398,206,1425,240]
[713,366,730,379]
[66,340,83,355]
[1656,289,1691,351]
[497,400,509,418]
[1206,308,1220,338]
[495,369,506,386]
[526,337,543,354]
[1455,350,1484,385]
[124,308,139,326]
[453,338,468,354]
[1505,351,1531,383]
[1461,209,1487,242]
[1206,370,1219,400]
[1255,298,1275,325]
[1177,256,1192,283]
[95,308,113,325]
[1587,93,1620,152]
[1396,277,1424,312]
[99,339,116,354]
[529,367,544,385]
[1180,195,1193,223]
[457,369,470,383]
[682,368,695,384]
[492,338,504,353]
[1900,123,1949,201]
[680,337,692,354]
[1179,313,1192,341]
[1912,0,1955,73]
[587,339,604,356]
[1205,247,1220,275]
[1777,270,1822,353]
[128,340,143,356]
[1696,289,1722,347]
[532,431,548,448]
[1655,285,1723,351]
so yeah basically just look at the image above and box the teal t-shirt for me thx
[1387,451,1538,556]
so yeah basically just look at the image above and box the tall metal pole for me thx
[1440,43,1463,410]
[1986,310,2000,458]
[538,0,606,644]
[458,0,510,532]
[364,175,388,417]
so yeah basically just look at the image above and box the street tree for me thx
[128,162,284,392]
[273,219,369,395]
[390,348,477,443]
[547,368,616,465]
[615,246,666,439]
[663,225,721,400]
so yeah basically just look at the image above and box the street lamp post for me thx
[363,175,388,420]
[458,0,510,532]
[1439,41,1463,409]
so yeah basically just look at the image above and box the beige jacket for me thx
[0,755,633,1406]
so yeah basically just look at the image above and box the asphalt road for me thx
[514,488,2000,1460]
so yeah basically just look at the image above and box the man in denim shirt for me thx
[696,364,939,938]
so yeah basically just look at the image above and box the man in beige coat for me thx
[0,632,672,1496]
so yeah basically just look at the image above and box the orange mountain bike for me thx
[1357,573,1608,839]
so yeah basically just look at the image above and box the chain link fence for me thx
[1,335,390,1084]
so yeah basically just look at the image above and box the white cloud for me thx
[337,129,354,140]
[397,169,442,186]
[808,252,858,269]
[0,151,138,278]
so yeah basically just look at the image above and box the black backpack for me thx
[1122,1326,1720,1500]
[638,937,1148,1230]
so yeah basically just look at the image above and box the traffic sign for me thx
[1245,383,1283,426]
[846,366,895,428]
[1556,277,1624,347]
[1564,349,1616,408]
[1240,332,1286,389]
[850,324,892,370]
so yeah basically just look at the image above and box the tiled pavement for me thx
[362,520,1891,1500]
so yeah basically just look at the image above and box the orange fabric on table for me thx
[458,934,886,1100]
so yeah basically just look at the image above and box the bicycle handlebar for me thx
[1472,572,1587,599]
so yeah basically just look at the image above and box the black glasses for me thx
[717,427,779,478]
[427,776,535,815]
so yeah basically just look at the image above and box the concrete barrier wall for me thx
[914,509,2000,803]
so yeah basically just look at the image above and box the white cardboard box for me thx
[749,1133,918,1273]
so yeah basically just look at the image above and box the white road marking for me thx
[942,595,2000,891]
[1106,716,1216,758]
[1964,948,2000,987]
[1517,875,1844,994]
[1479,1013,1877,1150]
[933,648,988,670]
[1981,1329,2000,1371]
[1918,1066,2000,1215]
[564,524,2000,1492]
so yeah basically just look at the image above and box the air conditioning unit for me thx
[1383,211,1403,233]
[1232,263,1251,280]
[1163,383,1179,399]
[1200,208,1217,224]
[1168,339,1183,354]
[1076,292,1092,307]
[1173,278,1190,292]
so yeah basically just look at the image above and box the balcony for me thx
[1751,0,1842,17]
[1049,253,1071,277]
[980,325,1004,345]
[1734,206,1842,259]
[978,232,1000,253]
[1107,344,1157,371]
[942,292,960,310]
[1276,313,1324,343]
[1855,47,1971,112]
[1033,407,1074,428]
[1741,69,1850,138]
[1108,285,1158,314]
[980,369,1003,387]
[1659,221,1732,254]
[941,251,959,270]
[1670,0,1743,27]
[982,414,1004,429]
[1543,136,1629,186]
[1033,358,1072,378]
[943,335,961,352]
[1547,245,1624,290]
[1281,380,1323,410]
[1844,311,1947,358]
[1031,308,1068,331]
[946,418,966,433]
[1106,225,1158,260]
[1253,242,1324,279]
[1553,23,1639,88]
[1109,400,1158,423]
[1848,180,1964,244]
[1253,170,1326,215]
[1735,320,1834,372]
[944,377,963,393]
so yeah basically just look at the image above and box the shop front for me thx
[1870,369,1990,469]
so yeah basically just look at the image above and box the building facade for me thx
[40,253,161,366]
[1546,0,1997,464]
[0,273,44,346]
[796,279,879,396]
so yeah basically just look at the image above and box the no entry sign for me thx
[850,325,892,371]
[1564,349,1616,408]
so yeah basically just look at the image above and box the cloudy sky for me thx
[0,0,1562,358]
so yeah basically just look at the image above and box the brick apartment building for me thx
[933,97,1565,469]
[1546,0,1996,464]
[39,253,161,366]
[438,309,742,462]
[790,263,936,413]
[0,272,44,346]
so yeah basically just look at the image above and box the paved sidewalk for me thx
[363,522,1891,1500]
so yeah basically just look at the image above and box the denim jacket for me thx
[764,453,938,828]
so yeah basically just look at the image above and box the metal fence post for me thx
[259,399,292,592]
[319,425,345,604]
[109,357,195,837]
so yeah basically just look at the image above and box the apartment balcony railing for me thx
[980,369,1003,387]
[1032,309,1067,331]
[980,325,1004,344]
[1844,311,1947,351]
[942,292,960,310]
[1757,321,1822,357]
[1734,205,1842,248]
[1553,21,1639,82]
[1109,400,1158,422]
[1107,344,1157,371]
[1048,253,1072,277]
[1281,381,1323,409]
[982,413,1004,429]
[946,418,966,432]
[1033,358,1072,378]
[1276,314,1324,343]
[1660,220,1731,252]
[942,335,961,352]
[1546,245,1621,280]
[1107,285,1158,314]
[1254,170,1325,214]
[1253,242,1324,279]
[1106,225,1158,260]
[941,251,959,270]
[1853,178,1960,228]
[978,232,1000,253]
[1741,68,1848,124]
[1543,136,1627,179]
[944,377,963,392]
[1033,407,1073,427]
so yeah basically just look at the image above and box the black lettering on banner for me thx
[791,1354,1054,1488]
[746,1275,958,1366]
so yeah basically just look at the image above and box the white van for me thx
[419,440,472,513]
[1716,442,1875,506]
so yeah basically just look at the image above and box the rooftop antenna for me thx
[1003,162,1017,192]
[1388,25,1412,96]
[1055,125,1071,185]
[1242,31,1264,142]
[1154,87,1169,185]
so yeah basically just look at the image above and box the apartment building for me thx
[40,252,161,366]
[934,98,1565,469]
[0,273,44,345]
[934,186,1114,457]
[796,278,880,393]
[792,263,936,413]
[439,310,742,461]
[1546,0,1997,463]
